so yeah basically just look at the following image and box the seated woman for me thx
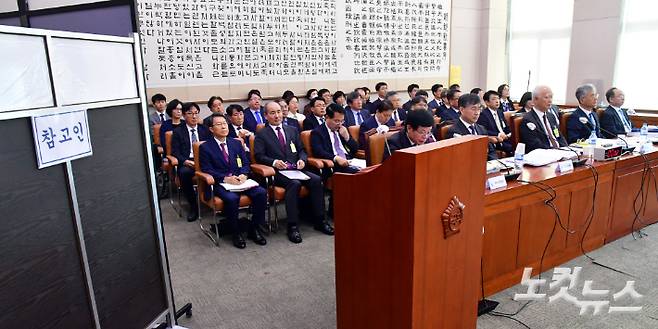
[159,99,184,152]
[516,92,534,113]
[285,95,305,121]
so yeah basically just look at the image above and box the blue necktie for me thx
[356,112,363,125]
[255,111,262,124]
[588,112,597,127]
[469,125,476,135]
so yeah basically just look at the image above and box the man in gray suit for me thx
[149,93,169,126]
[600,87,633,138]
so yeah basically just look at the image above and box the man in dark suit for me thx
[477,90,513,156]
[366,81,388,114]
[566,84,603,143]
[254,102,334,243]
[437,89,461,123]
[600,87,633,138]
[402,83,419,112]
[519,86,568,153]
[386,91,407,124]
[302,97,326,131]
[311,104,360,174]
[446,94,497,160]
[359,100,396,148]
[200,114,267,249]
[344,91,371,127]
[171,102,211,221]
[428,83,444,112]
[383,109,435,161]
[243,90,266,133]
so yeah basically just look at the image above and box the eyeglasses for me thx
[212,122,228,127]
[185,112,199,116]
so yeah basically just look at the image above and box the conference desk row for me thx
[482,149,658,296]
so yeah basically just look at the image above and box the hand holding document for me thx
[347,158,366,169]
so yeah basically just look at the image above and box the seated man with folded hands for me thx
[199,113,267,249]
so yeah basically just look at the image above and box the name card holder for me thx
[556,160,574,173]
[486,175,507,190]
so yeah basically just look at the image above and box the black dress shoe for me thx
[248,227,267,246]
[186,211,198,222]
[232,234,246,249]
[287,226,303,244]
[314,221,334,235]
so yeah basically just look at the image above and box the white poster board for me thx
[136,0,451,98]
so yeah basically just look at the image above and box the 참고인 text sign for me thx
[32,109,92,169]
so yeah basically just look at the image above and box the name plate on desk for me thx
[486,175,507,190]
[31,109,92,169]
[556,160,574,173]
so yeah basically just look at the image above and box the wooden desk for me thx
[482,151,658,296]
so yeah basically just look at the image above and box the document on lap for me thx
[220,179,259,192]
[347,158,366,169]
[279,170,311,180]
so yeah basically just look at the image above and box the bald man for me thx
[519,86,567,153]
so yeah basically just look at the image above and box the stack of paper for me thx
[523,149,577,166]
[279,170,310,180]
[220,178,259,192]
[347,158,367,169]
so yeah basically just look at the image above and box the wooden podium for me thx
[333,136,488,329]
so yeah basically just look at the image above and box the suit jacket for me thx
[283,117,301,132]
[358,116,395,147]
[149,111,169,126]
[477,107,511,136]
[199,138,250,185]
[243,107,265,132]
[402,100,412,112]
[519,110,567,153]
[159,120,183,149]
[437,107,460,123]
[367,98,384,114]
[303,115,324,131]
[344,106,371,127]
[254,124,308,166]
[310,124,358,161]
[566,107,602,143]
[446,119,497,160]
[392,108,407,122]
[383,129,414,161]
[171,124,211,164]
[428,99,442,111]
[600,106,631,138]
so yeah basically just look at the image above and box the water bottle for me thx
[514,143,525,169]
[640,122,649,144]
[588,130,597,146]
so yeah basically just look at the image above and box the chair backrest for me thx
[512,116,523,147]
[596,107,605,118]
[165,131,174,156]
[439,124,452,140]
[256,123,266,132]
[193,141,205,172]
[153,123,162,146]
[560,111,572,141]
[503,111,515,132]
[348,125,360,148]
[298,119,304,129]
[300,130,314,157]
[249,135,258,165]
[367,130,403,166]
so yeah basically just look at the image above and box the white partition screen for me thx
[0,33,54,112]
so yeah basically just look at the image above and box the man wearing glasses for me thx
[567,84,603,143]
[382,109,435,161]
[446,94,498,161]
[171,102,211,221]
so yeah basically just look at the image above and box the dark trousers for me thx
[323,164,359,219]
[214,185,267,233]
[273,170,324,226]
[495,140,514,156]
[178,165,197,211]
